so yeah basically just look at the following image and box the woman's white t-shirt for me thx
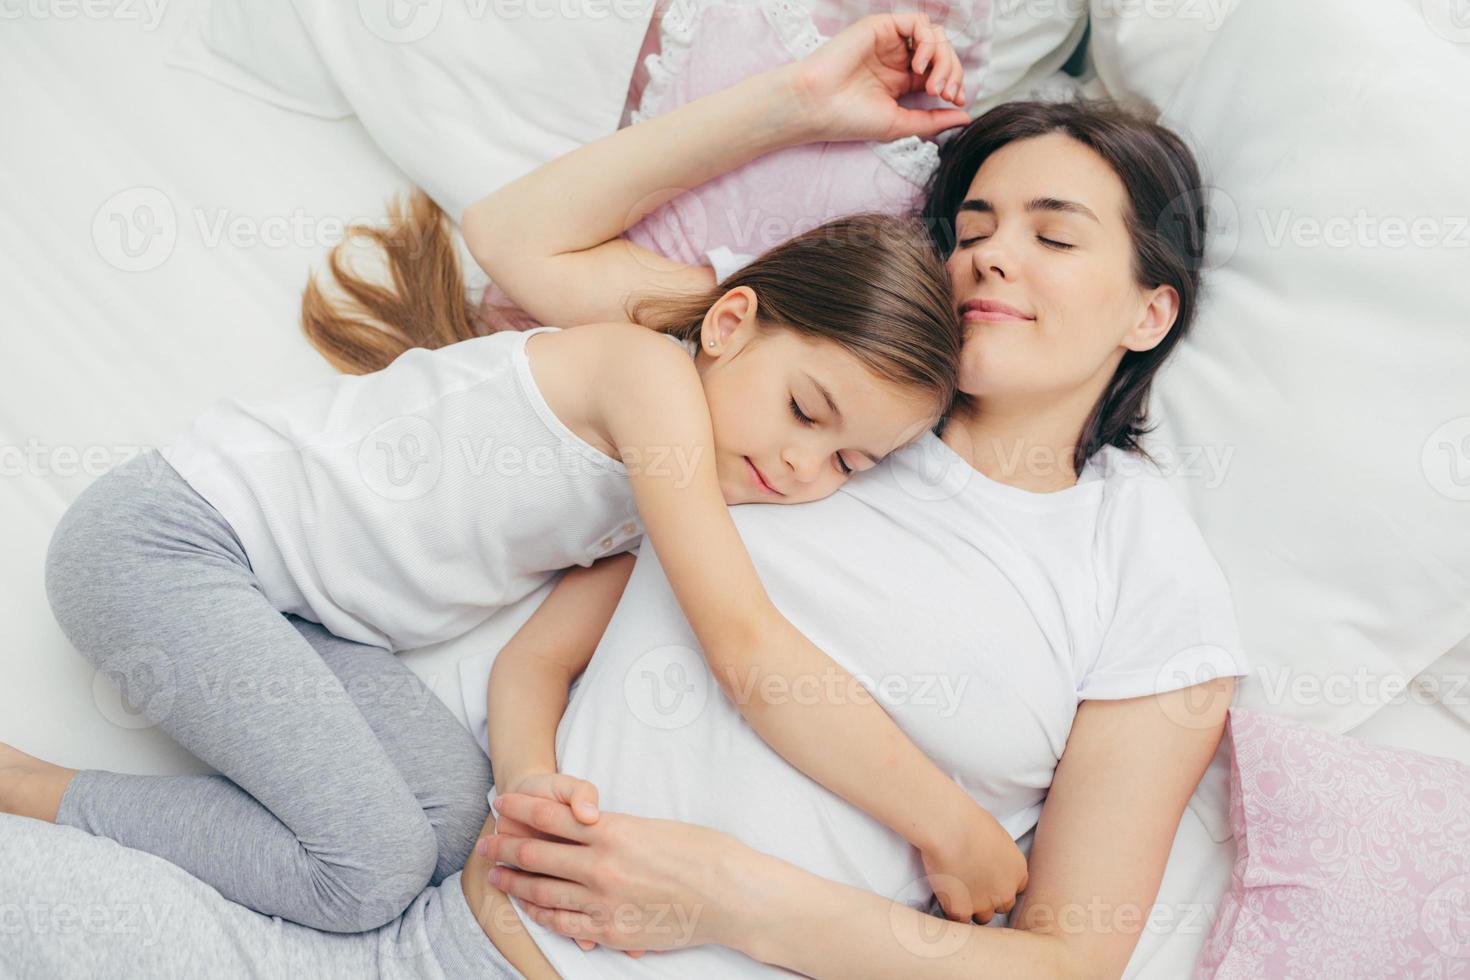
[464,429,1250,979]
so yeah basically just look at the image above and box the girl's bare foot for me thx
[0,742,78,823]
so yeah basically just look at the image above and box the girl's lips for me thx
[745,456,780,496]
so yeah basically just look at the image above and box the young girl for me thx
[11,200,1021,939]
[6,11,1027,937]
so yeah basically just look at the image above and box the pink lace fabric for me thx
[1196,707,1470,978]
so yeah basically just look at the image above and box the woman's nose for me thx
[971,235,1013,280]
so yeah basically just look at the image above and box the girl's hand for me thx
[490,776,642,956]
[789,12,973,143]
[919,803,1029,925]
[488,771,601,853]
[505,771,602,825]
[482,793,748,952]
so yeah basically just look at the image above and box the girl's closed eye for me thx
[789,398,854,476]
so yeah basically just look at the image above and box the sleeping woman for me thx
[0,12,1247,979]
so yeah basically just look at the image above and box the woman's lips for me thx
[745,456,780,496]
[961,299,1034,322]
[963,309,1031,322]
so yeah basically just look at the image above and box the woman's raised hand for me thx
[789,12,972,143]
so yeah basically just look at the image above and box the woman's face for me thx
[945,132,1177,405]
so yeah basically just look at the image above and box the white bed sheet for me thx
[3,9,1466,979]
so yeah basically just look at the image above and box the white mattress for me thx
[3,8,1466,977]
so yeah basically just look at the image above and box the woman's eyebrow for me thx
[959,197,1100,223]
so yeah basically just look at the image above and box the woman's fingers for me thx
[493,792,596,842]
[892,106,972,140]
[887,10,962,102]
[519,899,604,942]
[937,33,965,105]
[929,28,962,103]
[490,864,597,912]
[485,831,593,884]
[487,814,553,843]
[912,16,936,75]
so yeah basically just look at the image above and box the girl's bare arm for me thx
[487,554,635,795]
[584,323,1019,921]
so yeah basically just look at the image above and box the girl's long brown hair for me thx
[302,190,962,414]
[301,190,492,375]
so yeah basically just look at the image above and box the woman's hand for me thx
[481,793,750,953]
[789,12,973,143]
[919,802,1029,925]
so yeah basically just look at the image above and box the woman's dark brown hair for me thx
[919,99,1210,474]
[303,192,961,417]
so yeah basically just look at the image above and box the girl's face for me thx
[945,132,1178,405]
[694,291,941,506]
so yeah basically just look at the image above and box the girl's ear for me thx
[1122,284,1178,353]
[700,287,759,355]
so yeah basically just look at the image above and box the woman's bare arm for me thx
[487,676,1235,979]
[460,13,970,328]
[733,678,1238,978]
[459,67,799,327]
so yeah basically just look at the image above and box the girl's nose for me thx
[782,445,825,485]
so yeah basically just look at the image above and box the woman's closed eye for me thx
[957,234,1074,250]
[789,397,854,476]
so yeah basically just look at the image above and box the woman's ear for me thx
[1122,284,1179,353]
[699,286,759,355]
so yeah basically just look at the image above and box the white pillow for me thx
[166,0,352,119]
[1149,0,1470,736]
[169,0,654,222]
[1086,0,1239,117]
[970,0,1088,114]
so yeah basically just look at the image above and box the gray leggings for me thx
[42,449,495,936]
[0,814,521,979]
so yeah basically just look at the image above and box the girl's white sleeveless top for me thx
[160,326,662,651]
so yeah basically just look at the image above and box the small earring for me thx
[706,339,716,348]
